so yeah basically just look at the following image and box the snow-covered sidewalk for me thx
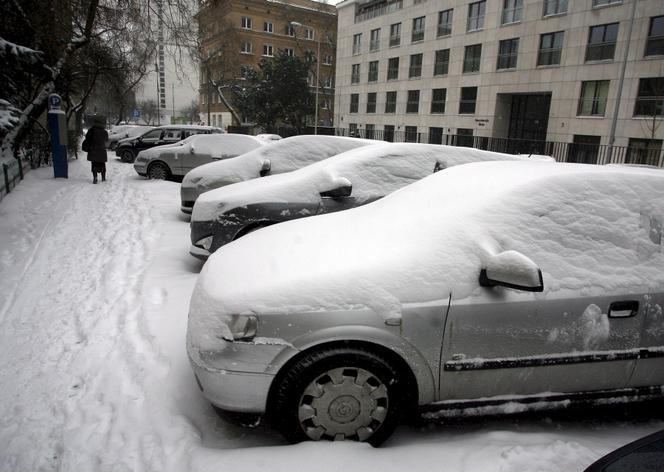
[0,157,662,472]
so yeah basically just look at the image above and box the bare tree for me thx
[137,99,158,125]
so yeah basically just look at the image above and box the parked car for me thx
[116,125,223,163]
[107,125,154,150]
[180,135,377,214]
[189,143,553,259]
[186,162,664,446]
[133,133,264,180]
[583,429,664,471]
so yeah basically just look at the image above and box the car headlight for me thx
[222,314,258,341]
[196,235,213,251]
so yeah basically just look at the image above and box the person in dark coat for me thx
[83,115,108,184]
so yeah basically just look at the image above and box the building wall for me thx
[198,0,338,129]
[334,0,664,149]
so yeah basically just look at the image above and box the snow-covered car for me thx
[255,133,282,142]
[133,133,264,180]
[186,162,664,446]
[106,125,154,150]
[189,143,553,259]
[116,125,223,163]
[179,135,377,214]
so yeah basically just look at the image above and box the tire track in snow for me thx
[0,159,171,472]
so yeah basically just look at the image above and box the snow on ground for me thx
[0,156,662,471]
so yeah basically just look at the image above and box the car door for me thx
[179,136,215,175]
[136,129,163,151]
[440,287,644,401]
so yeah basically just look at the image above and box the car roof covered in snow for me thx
[192,143,553,221]
[138,134,264,160]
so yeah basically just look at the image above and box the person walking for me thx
[83,115,108,184]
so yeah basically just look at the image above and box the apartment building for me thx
[197,0,337,130]
[334,0,664,164]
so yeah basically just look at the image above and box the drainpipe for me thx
[607,0,638,164]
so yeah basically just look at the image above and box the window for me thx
[406,90,420,113]
[305,28,314,40]
[349,123,358,137]
[463,44,482,73]
[405,126,418,142]
[502,0,522,24]
[366,92,377,113]
[351,64,360,84]
[431,88,446,113]
[323,54,333,65]
[538,31,564,66]
[543,0,567,16]
[384,125,395,142]
[321,99,331,110]
[262,44,274,57]
[646,16,664,56]
[241,17,252,29]
[437,9,453,37]
[390,23,401,47]
[365,124,375,139]
[324,76,332,88]
[370,28,381,51]
[497,38,519,69]
[577,80,610,116]
[586,23,619,61]
[634,78,664,116]
[284,47,294,57]
[264,21,273,33]
[350,94,359,113]
[241,41,252,54]
[626,139,662,166]
[429,127,444,144]
[285,24,295,36]
[385,91,397,113]
[368,61,379,82]
[592,0,621,7]
[434,49,450,76]
[457,128,474,147]
[568,135,601,164]
[467,1,486,32]
[412,17,425,42]
[459,87,478,114]
[409,54,423,78]
[353,33,362,55]
[387,57,399,80]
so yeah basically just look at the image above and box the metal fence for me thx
[1,157,31,200]
[332,128,664,167]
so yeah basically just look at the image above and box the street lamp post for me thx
[290,21,320,135]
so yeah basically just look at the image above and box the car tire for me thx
[147,162,170,180]
[269,346,403,446]
[120,149,135,163]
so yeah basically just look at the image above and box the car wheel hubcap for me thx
[298,367,388,441]
[150,166,166,179]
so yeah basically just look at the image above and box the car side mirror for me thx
[433,161,446,173]
[320,184,352,199]
[189,145,195,154]
[479,250,543,292]
[259,159,271,177]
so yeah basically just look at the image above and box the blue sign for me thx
[132,109,140,119]
[48,94,62,110]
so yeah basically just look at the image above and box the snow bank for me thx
[181,135,377,194]
[192,162,664,323]
[193,143,551,221]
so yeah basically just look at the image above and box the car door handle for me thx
[608,300,639,318]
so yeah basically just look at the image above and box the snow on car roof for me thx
[192,162,664,323]
[192,143,552,221]
[138,134,263,160]
[181,135,377,192]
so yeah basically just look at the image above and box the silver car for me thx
[133,133,264,180]
[189,143,552,259]
[180,135,378,214]
[187,162,664,445]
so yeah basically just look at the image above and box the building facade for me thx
[334,0,664,164]
[197,0,337,130]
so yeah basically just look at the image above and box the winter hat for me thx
[92,115,106,127]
